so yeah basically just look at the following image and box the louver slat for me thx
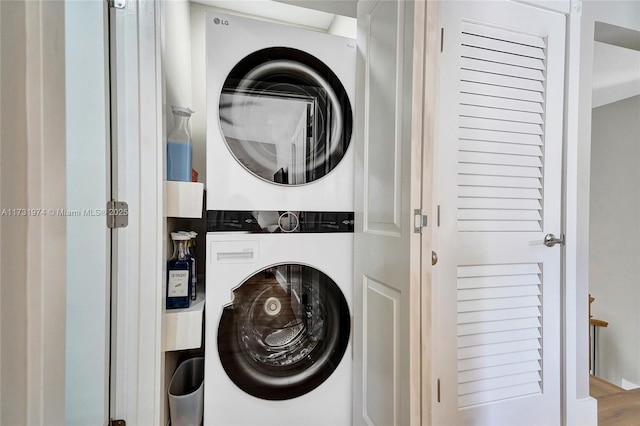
[462,22,547,48]
[459,116,543,135]
[460,32,546,59]
[460,93,544,114]
[459,151,542,167]
[458,198,542,210]
[458,221,541,232]
[457,284,541,299]
[459,371,541,396]
[459,383,542,408]
[458,273,541,289]
[459,306,541,324]
[458,317,542,335]
[459,163,542,178]
[459,361,542,384]
[459,140,543,157]
[460,69,545,92]
[457,263,544,408]
[460,105,543,124]
[458,339,540,359]
[458,187,541,200]
[461,80,544,104]
[459,128,543,146]
[461,45,546,70]
[458,209,542,221]
[458,263,541,277]
[460,58,545,81]
[458,349,541,372]
[458,328,541,348]
[458,175,541,189]
[458,295,541,312]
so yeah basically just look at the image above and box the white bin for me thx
[169,357,204,426]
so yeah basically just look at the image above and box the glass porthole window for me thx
[219,48,353,185]
[217,263,351,400]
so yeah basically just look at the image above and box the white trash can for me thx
[168,357,204,426]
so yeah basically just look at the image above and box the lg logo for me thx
[213,17,229,26]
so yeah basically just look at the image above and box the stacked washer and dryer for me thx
[204,12,356,426]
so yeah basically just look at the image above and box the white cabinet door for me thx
[353,1,424,425]
[434,1,566,424]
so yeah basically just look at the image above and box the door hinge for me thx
[437,379,441,403]
[107,200,129,229]
[440,28,445,52]
[414,209,428,233]
[110,420,126,426]
[108,0,126,9]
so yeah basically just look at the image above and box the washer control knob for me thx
[278,211,299,233]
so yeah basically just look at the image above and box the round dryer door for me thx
[218,47,353,185]
[217,263,351,400]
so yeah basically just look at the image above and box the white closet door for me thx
[434,1,565,424]
[353,1,423,425]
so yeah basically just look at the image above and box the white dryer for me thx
[204,231,352,425]
[205,12,355,212]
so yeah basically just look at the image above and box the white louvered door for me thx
[434,2,565,424]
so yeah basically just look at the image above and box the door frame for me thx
[108,0,164,424]
[565,1,640,424]
[420,0,439,423]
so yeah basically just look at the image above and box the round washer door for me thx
[218,47,353,186]
[217,263,351,400]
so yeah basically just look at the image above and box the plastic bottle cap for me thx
[171,105,194,117]
[170,232,191,241]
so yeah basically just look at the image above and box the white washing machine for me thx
[205,12,356,212]
[204,231,353,425]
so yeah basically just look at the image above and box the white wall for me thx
[0,1,67,424]
[164,0,195,177]
[190,3,208,185]
[570,0,640,403]
[590,95,640,389]
[0,2,29,424]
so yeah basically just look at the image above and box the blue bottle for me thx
[179,231,198,301]
[167,106,195,182]
[167,232,191,309]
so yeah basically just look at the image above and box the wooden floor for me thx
[590,375,640,426]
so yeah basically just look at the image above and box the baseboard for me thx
[574,397,598,426]
[621,379,640,390]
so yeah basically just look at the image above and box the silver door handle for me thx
[544,233,565,247]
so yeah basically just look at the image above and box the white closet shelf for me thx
[163,289,205,352]
[164,181,204,218]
